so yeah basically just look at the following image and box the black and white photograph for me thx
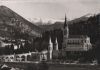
[0,0,100,70]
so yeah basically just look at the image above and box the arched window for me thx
[27,55,31,61]
[10,57,14,59]
[21,55,25,61]
[16,56,20,61]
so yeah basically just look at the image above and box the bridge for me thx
[0,52,42,62]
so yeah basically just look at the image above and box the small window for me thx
[10,57,14,59]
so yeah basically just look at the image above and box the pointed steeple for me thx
[48,37,53,60]
[55,38,58,50]
[55,37,58,44]
[62,14,69,50]
[64,14,67,29]
[49,37,52,44]
[63,14,69,38]
[48,37,53,51]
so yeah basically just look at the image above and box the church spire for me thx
[55,37,58,43]
[48,37,53,51]
[55,37,58,51]
[63,14,69,38]
[64,14,68,29]
[62,14,69,49]
[49,37,52,44]
[48,37,53,60]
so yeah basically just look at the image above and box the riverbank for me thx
[0,62,100,70]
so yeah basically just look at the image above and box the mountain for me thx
[30,18,63,26]
[39,14,92,31]
[39,22,63,31]
[0,5,43,39]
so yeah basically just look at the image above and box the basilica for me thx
[40,15,92,61]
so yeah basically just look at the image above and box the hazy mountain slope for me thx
[0,5,43,39]
[39,15,90,31]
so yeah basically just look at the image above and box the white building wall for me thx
[65,37,92,51]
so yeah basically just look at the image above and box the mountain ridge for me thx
[0,5,43,39]
[38,13,94,30]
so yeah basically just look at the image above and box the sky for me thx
[0,0,100,23]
